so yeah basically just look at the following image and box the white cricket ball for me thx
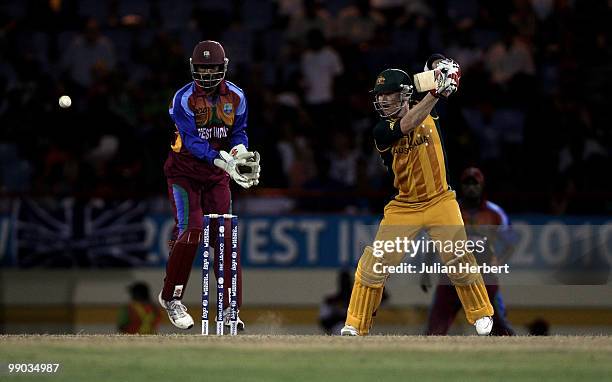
[59,95,72,108]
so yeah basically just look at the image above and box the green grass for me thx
[1,335,611,381]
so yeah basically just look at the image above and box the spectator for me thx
[486,33,535,86]
[276,120,317,188]
[62,18,116,88]
[0,0,607,214]
[300,29,343,136]
[446,28,484,72]
[327,131,359,188]
[336,0,384,44]
[287,0,333,42]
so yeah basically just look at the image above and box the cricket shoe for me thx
[340,325,359,336]
[223,307,245,331]
[474,316,493,336]
[158,292,194,330]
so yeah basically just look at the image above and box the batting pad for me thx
[355,246,388,287]
[345,278,383,335]
[443,252,482,285]
[455,280,494,324]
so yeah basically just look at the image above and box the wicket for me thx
[201,214,239,336]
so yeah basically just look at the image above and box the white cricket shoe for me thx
[340,325,359,336]
[474,316,493,336]
[158,292,194,330]
[223,307,245,331]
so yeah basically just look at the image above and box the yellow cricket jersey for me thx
[374,113,450,203]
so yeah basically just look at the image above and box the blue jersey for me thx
[168,80,248,164]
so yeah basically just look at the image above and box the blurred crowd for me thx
[0,0,610,214]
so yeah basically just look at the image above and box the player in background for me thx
[341,54,495,336]
[423,167,515,335]
[118,282,161,334]
[159,40,260,330]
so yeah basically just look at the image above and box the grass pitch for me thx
[1,335,611,381]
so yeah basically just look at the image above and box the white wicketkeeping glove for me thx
[237,151,261,186]
[214,150,252,188]
[230,144,255,161]
[231,144,261,187]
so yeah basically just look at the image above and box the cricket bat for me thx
[413,70,437,92]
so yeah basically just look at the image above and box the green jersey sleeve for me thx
[373,119,404,151]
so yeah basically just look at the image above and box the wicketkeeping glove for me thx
[214,150,252,188]
[237,151,261,186]
[230,144,255,161]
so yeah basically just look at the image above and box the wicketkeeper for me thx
[159,40,260,330]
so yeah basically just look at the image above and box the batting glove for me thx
[430,58,461,99]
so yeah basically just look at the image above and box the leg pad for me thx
[345,278,383,335]
[444,253,482,285]
[455,281,494,324]
[345,246,386,335]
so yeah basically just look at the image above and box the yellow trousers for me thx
[345,191,494,334]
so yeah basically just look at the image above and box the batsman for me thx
[341,54,494,336]
[158,40,260,330]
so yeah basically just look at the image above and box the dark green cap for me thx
[370,69,412,94]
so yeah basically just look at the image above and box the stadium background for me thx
[0,0,610,335]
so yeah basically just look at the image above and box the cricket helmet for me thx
[190,40,229,89]
[424,53,447,71]
[371,68,414,118]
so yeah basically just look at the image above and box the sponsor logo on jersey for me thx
[393,135,430,154]
[198,126,228,140]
